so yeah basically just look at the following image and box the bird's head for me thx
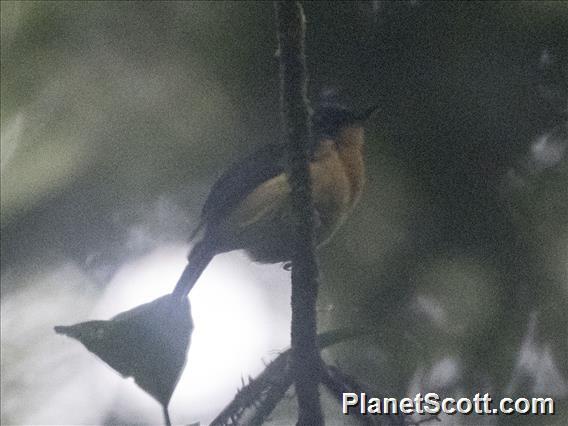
[312,103,379,141]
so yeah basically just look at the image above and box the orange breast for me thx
[310,129,366,244]
[336,126,366,207]
[216,130,366,262]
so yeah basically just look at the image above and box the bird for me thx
[173,102,378,299]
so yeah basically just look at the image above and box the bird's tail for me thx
[172,241,214,299]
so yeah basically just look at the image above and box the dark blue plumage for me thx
[196,104,358,236]
[174,102,377,298]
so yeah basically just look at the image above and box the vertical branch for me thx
[275,2,323,425]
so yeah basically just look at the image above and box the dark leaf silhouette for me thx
[54,294,192,409]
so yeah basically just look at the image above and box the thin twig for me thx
[210,329,368,426]
[209,352,291,426]
[247,361,293,426]
[275,1,323,425]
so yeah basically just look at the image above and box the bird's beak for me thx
[356,104,380,121]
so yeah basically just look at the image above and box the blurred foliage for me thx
[1,1,567,425]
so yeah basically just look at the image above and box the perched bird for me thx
[173,102,377,298]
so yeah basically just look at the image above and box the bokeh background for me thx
[1,1,567,425]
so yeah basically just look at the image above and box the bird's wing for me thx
[197,143,288,233]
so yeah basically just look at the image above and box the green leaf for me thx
[55,294,192,408]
